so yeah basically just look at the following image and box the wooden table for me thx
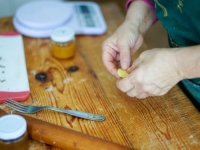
[0,2,200,150]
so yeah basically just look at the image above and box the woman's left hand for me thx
[116,48,184,99]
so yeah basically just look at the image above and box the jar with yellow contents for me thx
[0,114,29,150]
[50,27,76,59]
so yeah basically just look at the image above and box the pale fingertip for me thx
[126,91,137,97]
[136,93,147,99]
[121,62,129,70]
[127,93,136,97]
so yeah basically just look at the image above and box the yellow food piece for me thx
[117,68,129,78]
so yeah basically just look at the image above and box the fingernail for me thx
[121,62,129,69]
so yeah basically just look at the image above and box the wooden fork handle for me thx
[0,109,133,150]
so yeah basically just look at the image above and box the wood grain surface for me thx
[0,2,200,150]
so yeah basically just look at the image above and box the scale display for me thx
[13,1,107,38]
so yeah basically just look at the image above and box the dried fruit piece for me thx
[117,68,129,78]
[35,73,47,81]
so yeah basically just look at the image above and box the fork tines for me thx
[4,98,27,112]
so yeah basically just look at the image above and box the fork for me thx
[4,98,106,121]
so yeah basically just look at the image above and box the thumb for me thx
[118,34,140,70]
[127,58,140,72]
[119,40,132,70]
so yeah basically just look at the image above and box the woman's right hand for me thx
[101,0,156,77]
[101,20,144,77]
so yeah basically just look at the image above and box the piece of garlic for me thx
[117,68,129,78]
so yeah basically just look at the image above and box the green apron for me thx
[149,0,200,109]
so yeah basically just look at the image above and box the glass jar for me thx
[50,27,76,59]
[0,114,29,150]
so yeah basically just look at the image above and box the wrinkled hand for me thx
[102,21,143,77]
[116,48,183,99]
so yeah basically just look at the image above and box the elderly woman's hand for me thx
[116,48,184,99]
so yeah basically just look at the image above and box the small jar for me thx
[0,114,29,150]
[50,27,76,59]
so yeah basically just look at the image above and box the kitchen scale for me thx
[13,1,107,38]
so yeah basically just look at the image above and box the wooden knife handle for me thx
[0,109,133,150]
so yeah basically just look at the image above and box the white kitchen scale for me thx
[13,1,107,38]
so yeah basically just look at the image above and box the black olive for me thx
[35,73,47,81]
[67,66,79,73]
